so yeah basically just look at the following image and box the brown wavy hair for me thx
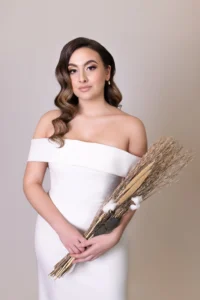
[49,37,123,147]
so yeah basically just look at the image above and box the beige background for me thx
[1,0,199,299]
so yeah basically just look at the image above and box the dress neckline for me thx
[31,138,141,160]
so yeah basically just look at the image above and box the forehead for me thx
[69,47,101,65]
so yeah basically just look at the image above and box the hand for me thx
[70,230,121,263]
[57,223,88,255]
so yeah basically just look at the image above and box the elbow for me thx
[22,179,41,196]
[23,180,31,197]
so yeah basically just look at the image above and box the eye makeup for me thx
[68,65,97,75]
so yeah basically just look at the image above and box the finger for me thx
[77,246,85,251]
[75,246,85,253]
[77,239,88,251]
[76,241,86,250]
[73,255,94,263]
[71,246,95,259]
[91,255,98,261]
[71,245,82,254]
[78,236,88,243]
[79,238,95,248]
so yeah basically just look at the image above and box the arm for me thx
[23,179,69,235]
[111,116,148,239]
[23,110,70,235]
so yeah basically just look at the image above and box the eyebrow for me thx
[68,59,98,67]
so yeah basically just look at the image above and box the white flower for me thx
[102,199,117,213]
[129,195,143,210]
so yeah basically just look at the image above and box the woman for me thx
[23,37,147,300]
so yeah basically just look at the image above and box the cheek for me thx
[91,74,106,91]
[92,72,105,84]
[70,76,77,88]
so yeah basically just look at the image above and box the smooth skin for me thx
[23,47,147,263]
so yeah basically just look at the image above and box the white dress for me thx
[27,138,141,300]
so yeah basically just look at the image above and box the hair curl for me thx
[49,37,123,147]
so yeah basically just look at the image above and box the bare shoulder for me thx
[122,114,148,157]
[32,109,61,139]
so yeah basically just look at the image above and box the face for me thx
[67,47,111,100]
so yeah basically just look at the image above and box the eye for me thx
[87,65,97,71]
[68,65,97,75]
[68,69,76,75]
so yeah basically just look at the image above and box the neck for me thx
[77,95,111,117]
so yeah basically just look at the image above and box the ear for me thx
[105,65,111,80]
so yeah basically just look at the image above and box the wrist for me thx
[111,225,124,241]
[51,217,71,235]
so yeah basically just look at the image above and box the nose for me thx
[78,69,88,83]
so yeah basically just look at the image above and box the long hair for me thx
[49,37,123,147]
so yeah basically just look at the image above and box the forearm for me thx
[112,209,137,237]
[23,183,70,234]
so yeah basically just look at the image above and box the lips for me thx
[79,86,91,91]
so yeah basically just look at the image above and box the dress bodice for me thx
[27,138,141,177]
[27,138,141,229]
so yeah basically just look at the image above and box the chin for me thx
[77,91,97,100]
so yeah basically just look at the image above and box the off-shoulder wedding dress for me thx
[27,138,140,300]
